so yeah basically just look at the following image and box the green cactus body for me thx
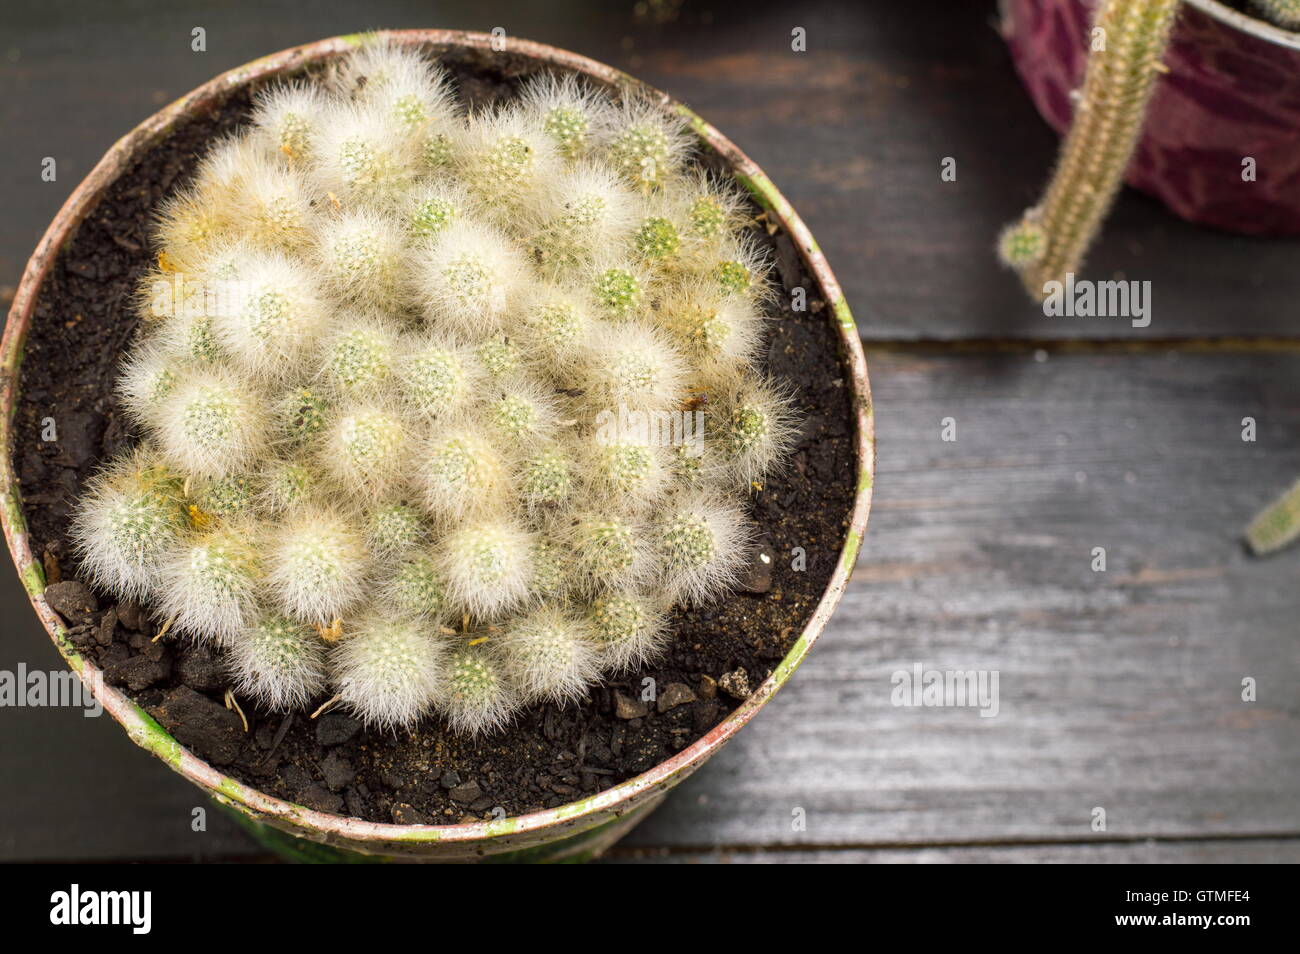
[634,216,681,261]
[610,124,670,191]
[368,503,425,556]
[1003,0,1180,296]
[594,267,642,318]
[1245,479,1300,555]
[199,474,255,518]
[409,196,457,237]
[544,105,589,158]
[688,196,726,240]
[477,335,519,378]
[387,553,446,617]
[282,388,327,442]
[329,328,392,391]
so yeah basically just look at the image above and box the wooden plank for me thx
[3,0,1299,339]
[2,349,1297,860]
[605,839,1300,864]
[616,348,1300,849]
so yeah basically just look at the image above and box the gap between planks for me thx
[861,337,1300,355]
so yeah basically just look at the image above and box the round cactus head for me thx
[588,591,668,671]
[997,217,1048,269]
[333,616,445,729]
[500,607,600,704]
[229,611,328,709]
[440,641,517,736]
[71,452,187,600]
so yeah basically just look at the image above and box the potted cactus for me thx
[999,0,1300,287]
[998,0,1300,557]
[1,32,872,861]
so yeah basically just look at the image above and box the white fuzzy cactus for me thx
[228,611,327,709]
[72,39,798,735]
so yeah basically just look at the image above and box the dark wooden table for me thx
[1,0,1297,863]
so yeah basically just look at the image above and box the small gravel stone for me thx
[449,780,483,804]
[44,580,98,626]
[698,674,718,700]
[116,601,143,631]
[391,802,428,825]
[297,783,343,814]
[104,651,172,692]
[718,668,752,701]
[440,769,461,789]
[315,712,361,746]
[614,692,648,720]
[175,642,225,692]
[656,682,697,713]
[95,606,118,647]
[321,751,355,791]
[734,537,774,594]
[693,701,723,733]
[148,686,245,765]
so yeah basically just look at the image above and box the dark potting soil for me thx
[12,47,857,825]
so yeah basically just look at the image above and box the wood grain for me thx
[604,839,1300,864]
[1,349,1296,860]
[1,0,1297,863]
[3,0,1299,338]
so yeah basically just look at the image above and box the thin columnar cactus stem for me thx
[1001,0,1180,298]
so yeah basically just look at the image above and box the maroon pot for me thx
[1001,0,1300,235]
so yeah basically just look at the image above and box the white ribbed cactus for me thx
[72,39,798,734]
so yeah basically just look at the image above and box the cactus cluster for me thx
[72,41,795,734]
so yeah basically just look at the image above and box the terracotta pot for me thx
[1001,0,1300,236]
[0,30,874,862]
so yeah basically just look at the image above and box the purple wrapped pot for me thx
[1001,0,1300,236]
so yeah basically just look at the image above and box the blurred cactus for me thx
[1245,479,1300,555]
[1252,0,1300,28]
[1000,0,1180,298]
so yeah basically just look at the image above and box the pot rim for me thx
[1181,0,1300,48]
[0,29,875,848]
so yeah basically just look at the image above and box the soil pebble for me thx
[391,802,429,825]
[735,538,775,594]
[95,606,118,647]
[321,751,356,791]
[448,780,483,804]
[105,649,172,692]
[656,682,697,713]
[175,643,226,693]
[699,674,718,700]
[718,669,753,701]
[43,580,98,627]
[148,686,246,765]
[615,692,650,720]
[315,712,362,747]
